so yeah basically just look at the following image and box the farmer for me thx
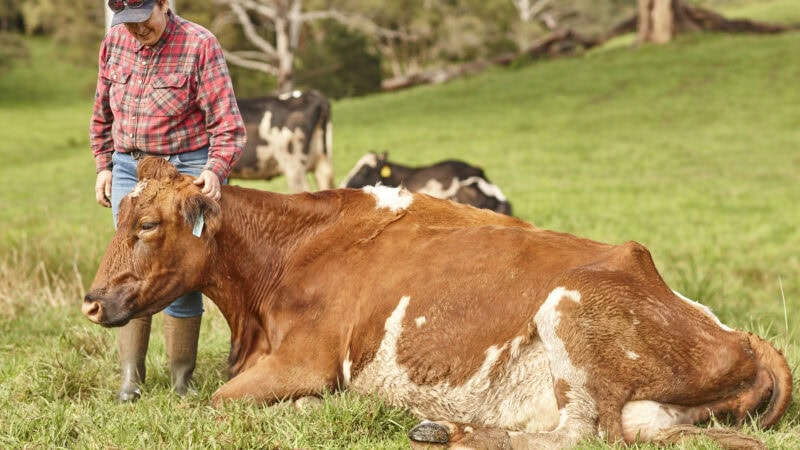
[89,0,245,402]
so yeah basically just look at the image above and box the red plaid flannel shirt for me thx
[90,12,244,180]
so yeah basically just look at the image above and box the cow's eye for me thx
[141,222,159,231]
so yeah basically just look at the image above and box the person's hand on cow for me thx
[95,170,112,208]
[193,170,222,201]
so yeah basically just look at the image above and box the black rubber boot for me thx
[163,314,201,397]
[116,316,152,402]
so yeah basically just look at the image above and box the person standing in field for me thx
[89,0,245,402]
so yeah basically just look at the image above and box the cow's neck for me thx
[202,186,340,376]
[384,162,416,185]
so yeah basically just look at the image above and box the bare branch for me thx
[226,0,277,58]
[224,0,278,20]
[222,49,280,75]
[300,9,419,41]
[512,0,552,22]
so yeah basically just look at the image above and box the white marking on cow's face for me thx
[363,185,413,212]
[340,153,379,188]
[342,349,353,387]
[534,287,597,432]
[415,316,427,328]
[129,180,148,197]
[350,296,560,433]
[672,290,733,332]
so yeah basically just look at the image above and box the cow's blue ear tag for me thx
[192,210,205,237]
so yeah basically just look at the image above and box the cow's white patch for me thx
[672,290,733,332]
[364,185,413,212]
[419,178,459,199]
[351,295,560,433]
[415,316,427,328]
[534,287,597,435]
[418,176,508,203]
[258,111,275,140]
[621,400,696,441]
[509,335,524,359]
[625,350,640,360]
[129,180,147,197]
[342,349,353,387]
[462,176,508,201]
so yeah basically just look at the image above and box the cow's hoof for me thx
[117,387,142,403]
[409,420,450,444]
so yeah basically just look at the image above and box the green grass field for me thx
[1,3,799,447]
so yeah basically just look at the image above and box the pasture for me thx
[1,5,799,448]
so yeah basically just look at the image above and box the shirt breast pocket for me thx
[103,68,131,114]
[148,74,192,117]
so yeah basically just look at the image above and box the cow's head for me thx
[341,151,389,188]
[82,157,221,327]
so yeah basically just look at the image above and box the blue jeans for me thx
[111,148,210,318]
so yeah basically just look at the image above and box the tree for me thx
[213,0,412,94]
[636,0,792,45]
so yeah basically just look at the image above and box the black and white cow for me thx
[341,151,513,215]
[231,90,334,192]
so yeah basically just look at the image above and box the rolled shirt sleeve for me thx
[195,38,245,181]
[89,41,116,173]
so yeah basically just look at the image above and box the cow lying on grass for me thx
[83,157,792,449]
[341,151,513,215]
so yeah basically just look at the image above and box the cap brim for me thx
[111,4,155,27]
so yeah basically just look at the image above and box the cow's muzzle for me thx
[82,293,130,328]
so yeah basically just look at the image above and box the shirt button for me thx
[129,133,134,138]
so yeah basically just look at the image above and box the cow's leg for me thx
[529,271,766,446]
[212,353,336,406]
[313,155,334,190]
[284,164,310,192]
[309,126,334,190]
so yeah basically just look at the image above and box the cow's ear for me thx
[379,151,388,161]
[181,194,221,239]
[138,157,181,182]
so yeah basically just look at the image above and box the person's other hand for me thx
[193,170,222,201]
[95,170,112,208]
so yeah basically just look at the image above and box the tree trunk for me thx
[637,0,674,44]
[637,0,791,45]
[274,1,295,94]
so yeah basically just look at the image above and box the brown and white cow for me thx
[232,90,333,192]
[83,157,792,449]
[342,151,513,215]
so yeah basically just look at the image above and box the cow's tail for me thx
[746,332,793,428]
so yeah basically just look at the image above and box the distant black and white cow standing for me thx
[232,90,333,192]
[341,151,513,215]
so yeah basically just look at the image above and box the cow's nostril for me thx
[82,299,102,322]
